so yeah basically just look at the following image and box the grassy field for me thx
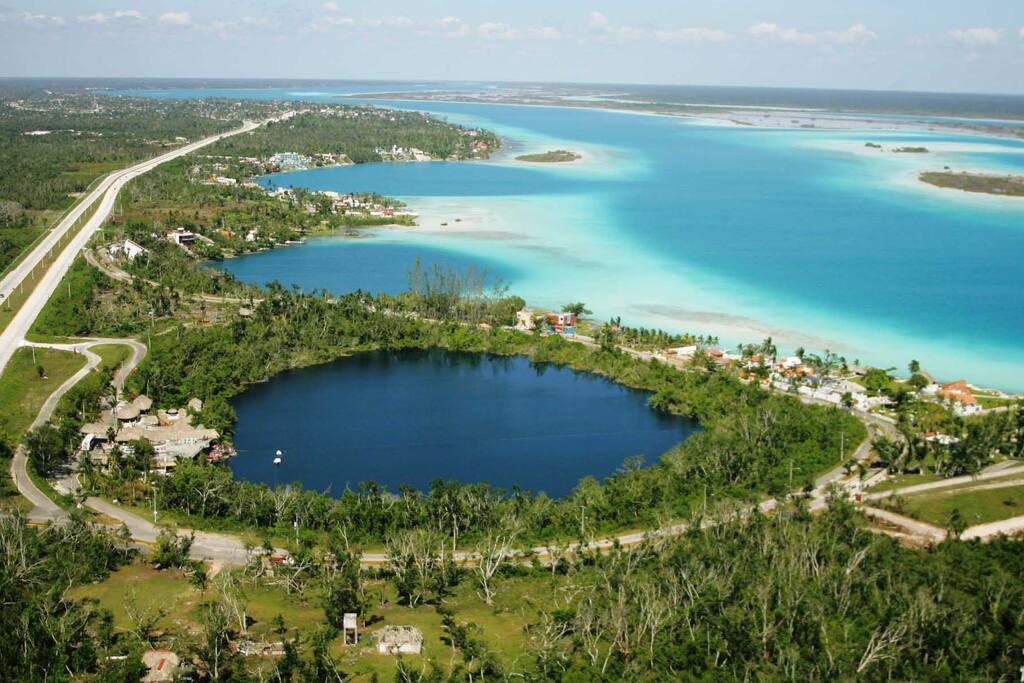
[899,481,1024,527]
[0,346,87,445]
[71,560,544,679]
[91,343,133,371]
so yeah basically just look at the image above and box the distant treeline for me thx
[206,108,499,163]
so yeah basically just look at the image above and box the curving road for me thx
[0,119,262,377]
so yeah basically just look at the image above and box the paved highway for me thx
[0,119,260,376]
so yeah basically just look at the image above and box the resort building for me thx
[79,395,227,472]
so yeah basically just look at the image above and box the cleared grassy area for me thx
[900,482,1024,528]
[866,472,946,494]
[91,343,133,372]
[71,560,542,679]
[0,346,87,445]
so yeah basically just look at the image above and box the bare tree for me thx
[472,516,520,605]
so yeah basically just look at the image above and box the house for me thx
[938,380,981,415]
[108,239,147,261]
[666,345,698,359]
[166,228,196,246]
[376,626,423,655]
[545,312,575,335]
[923,432,960,446]
[141,649,179,682]
[514,308,535,331]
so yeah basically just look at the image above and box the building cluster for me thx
[375,145,433,162]
[79,395,231,473]
[514,308,577,335]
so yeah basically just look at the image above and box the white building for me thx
[109,239,147,261]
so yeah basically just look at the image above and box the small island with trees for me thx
[515,149,581,163]
[920,170,1024,197]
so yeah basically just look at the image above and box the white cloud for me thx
[18,11,66,26]
[616,25,731,44]
[526,26,561,40]
[749,22,878,46]
[947,27,1001,46]
[364,16,413,28]
[434,16,470,38]
[1019,26,1024,39]
[158,11,191,26]
[589,11,609,32]
[311,14,355,32]
[477,22,519,41]
[78,10,143,24]
[654,27,732,43]
[748,22,816,45]
[825,23,877,46]
[322,1,339,11]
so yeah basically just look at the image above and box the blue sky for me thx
[2,1,1023,93]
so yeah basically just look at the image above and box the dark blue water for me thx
[210,236,516,296]
[229,349,696,496]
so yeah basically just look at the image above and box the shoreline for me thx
[344,92,1024,142]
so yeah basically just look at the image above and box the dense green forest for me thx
[206,108,500,163]
[0,513,143,681]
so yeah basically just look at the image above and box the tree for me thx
[25,423,67,477]
[946,508,967,539]
[561,302,592,317]
[151,529,193,568]
[323,551,366,628]
[473,517,520,605]
[908,359,921,375]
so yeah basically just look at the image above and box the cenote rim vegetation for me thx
[228,348,699,498]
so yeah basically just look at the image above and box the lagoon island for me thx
[515,149,581,163]
[920,171,1024,197]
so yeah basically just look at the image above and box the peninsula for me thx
[515,149,581,163]
[920,170,1024,197]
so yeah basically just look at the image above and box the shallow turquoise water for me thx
[121,87,1024,389]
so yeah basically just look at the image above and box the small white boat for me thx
[273,457,282,465]
[273,449,283,465]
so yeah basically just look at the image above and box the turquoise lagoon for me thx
[133,88,1024,389]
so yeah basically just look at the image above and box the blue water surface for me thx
[229,349,696,496]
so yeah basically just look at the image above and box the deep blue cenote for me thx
[229,349,697,497]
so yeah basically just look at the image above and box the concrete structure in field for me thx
[342,612,358,645]
[376,625,423,655]
[141,649,179,682]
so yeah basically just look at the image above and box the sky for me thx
[1,1,1023,94]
